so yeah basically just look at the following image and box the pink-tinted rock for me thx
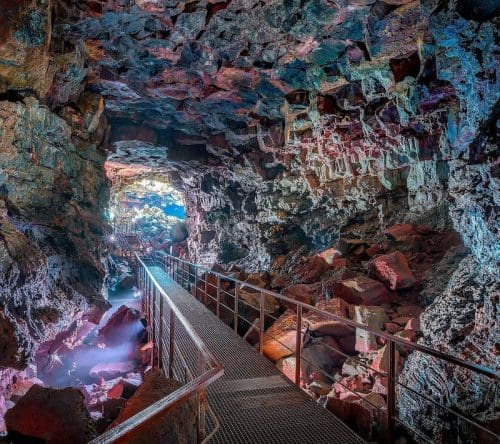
[98,305,142,346]
[395,329,417,342]
[333,375,371,397]
[369,251,416,290]
[5,385,96,443]
[372,375,388,395]
[405,317,421,331]
[276,356,302,383]
[384,322,403,334]
[333,275,389,305]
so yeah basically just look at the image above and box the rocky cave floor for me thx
[0,220,468,443]
[187,221,469,440]
[0,263,158,442]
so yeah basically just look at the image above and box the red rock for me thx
[396,329,416,342]
[107,378,140,400]
[396,304,424,318]
[262,310,307,362]
[305,298,354,337]
[391,316,411,326]
[109,369,197,443]
[338,334,356,355]
[239,284,279,314]
[331,258,348,267]
[326,393,385,437]
[281,282,322,309]
[293,255,330,283]
[369,251,416,290]
[405,317,421,331]
[333,375,371,397]
[386,223,419,242]
[98,305,142,346]
[384,322,402,334]
[333,275,389,305]
[5,385,96,443]
[365,244,383,257]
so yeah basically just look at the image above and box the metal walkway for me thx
[148,265,365,444]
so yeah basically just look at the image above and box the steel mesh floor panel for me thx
[149,266,366,444]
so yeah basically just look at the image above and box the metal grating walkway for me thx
[148,265,366,444]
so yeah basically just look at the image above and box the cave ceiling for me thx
[51,0,498,173]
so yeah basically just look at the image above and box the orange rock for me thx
[262,310,307,362]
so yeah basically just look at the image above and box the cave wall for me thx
[0,0,110,369]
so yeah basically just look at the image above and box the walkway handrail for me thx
[162,252,499,443]
[163,254,498,379]
[90,254,224,444]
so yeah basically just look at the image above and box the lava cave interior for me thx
[0,0,499,443]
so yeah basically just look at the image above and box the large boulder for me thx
[305,298,354,337]
[333,275,389,305]
[262,310,307,362]
[369,252,416,290]
[98,305,143,346]
[108,369,197,444]
[281,283,323,309]
[292,256,331,284]
[5,385,96,443]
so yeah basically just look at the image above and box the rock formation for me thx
[0,0,498,442]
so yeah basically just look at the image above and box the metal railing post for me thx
[158,291,164,370]
[147,278,152,343]
[295,306,302,386]
[204,271,209,306]
[197,351,207,442]
[168,307,175,379]
[234,283,239,333]
[216,276,221,319]
[151,286,157,367]
[259,291,265,355]
[387,339,396,443]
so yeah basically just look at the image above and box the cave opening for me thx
[108,176,187,248]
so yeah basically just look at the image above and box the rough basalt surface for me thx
[0,0,110,370]
[0,0,498,442]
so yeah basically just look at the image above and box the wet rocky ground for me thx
[0,263,150,441]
